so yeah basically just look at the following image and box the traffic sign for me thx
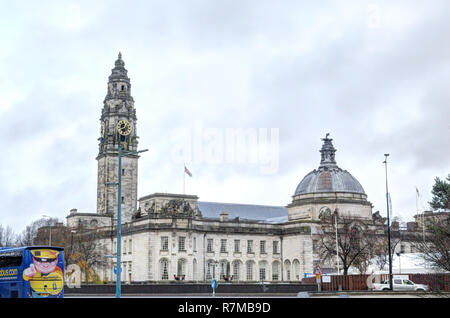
[113,266,122,275]
[314,265,323,275]
[211,279,216,289]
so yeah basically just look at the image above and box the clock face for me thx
[117,119,132,136]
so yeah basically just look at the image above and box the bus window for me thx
[0,251,22,267]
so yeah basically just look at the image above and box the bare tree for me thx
[0,225,18,247]
[69,224,108,283]
[319,215,377,275]
[17,217,60,246]
[372,232,402,271]
[414,217,450,272]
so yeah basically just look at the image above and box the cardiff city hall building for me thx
[66,54,423,284]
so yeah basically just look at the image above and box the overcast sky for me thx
[1,0,449,234]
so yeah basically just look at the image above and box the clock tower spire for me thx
[96,53,139,222]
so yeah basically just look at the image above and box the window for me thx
[219,261,227,278]
[234,240,240,253]
[247,240,253,253]
[128,239,132,254]
[259,262,266,281]
[193,237,197,252]
[206,260,214,280]
[122,169,125,176]
[394,279,402,284]
[273,241,279,254]
[160,259,169,280]
[233,261,240,280]
[293,260,300,280]
[246,262,254,281]
[220,239,227,253]
[178,237,186,252]
[207,239,214,253]
[121,85,125,91]
[260,240,266,254]
[284,260,291,281]
[177,259,186,277]
[272,262,279,281]
[123,240,127,254]
[161,236,169,251]
[121,196,125,204]
[0,251,22,267]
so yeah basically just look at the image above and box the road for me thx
[65,292,448,298]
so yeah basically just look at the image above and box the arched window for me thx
[259,261,267,281]
[232,260,241,280]
[177,259,186,278]
[293,259,300,280]
[160,258,169,280]
[272,261,280,281]
[219,260,228,279]
[246,261,254,281]
[284,260,291,281]
[206,259,215,280]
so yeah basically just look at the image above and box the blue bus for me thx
[0,246,64,298]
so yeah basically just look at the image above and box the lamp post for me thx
[383,154,393,291]
[115,140,148,298]
[396,252,403,274]
[42,215,52,246]
[333,209,340,275]
[70,230,76,259]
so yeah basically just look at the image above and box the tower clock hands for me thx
[117,119,132,136]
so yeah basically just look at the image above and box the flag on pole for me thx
[184,165,192,177]
[416,186,420,197]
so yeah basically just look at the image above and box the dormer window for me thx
[121,85,125,91]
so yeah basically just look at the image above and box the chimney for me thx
[70,208,78,214]
[220,211,229,222]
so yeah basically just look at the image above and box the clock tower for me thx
[96,53,139,223]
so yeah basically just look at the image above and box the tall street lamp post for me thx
[114,120,148,298]
[42,215,52,246]
[333,209,339,275]
[383,154,393,291]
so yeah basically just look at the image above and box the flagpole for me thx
[419,187,425,242]
[383,154,393,291]
[183,164,186,195]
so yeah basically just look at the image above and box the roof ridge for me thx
[198,201,285,208]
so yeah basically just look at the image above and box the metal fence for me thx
[302,273,450,292]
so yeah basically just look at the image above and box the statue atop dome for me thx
[319,133,337,167]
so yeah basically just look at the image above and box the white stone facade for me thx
[65,54,405,284]
[84,208,316,283]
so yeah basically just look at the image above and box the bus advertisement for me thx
[0,246,64,298]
